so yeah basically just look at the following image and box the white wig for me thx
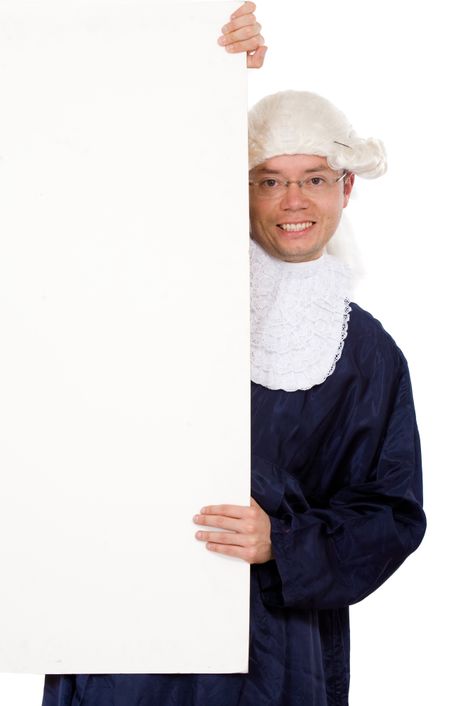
[248,90,387,178]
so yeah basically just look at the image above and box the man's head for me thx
[248,91,387,263]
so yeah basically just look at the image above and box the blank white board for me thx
[0,0,250,674]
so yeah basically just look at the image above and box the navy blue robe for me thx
[42,304,426,706]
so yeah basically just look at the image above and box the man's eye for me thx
[261,178,280,188]
[307,176,326,187]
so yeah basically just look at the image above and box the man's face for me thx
[249,154,354,263]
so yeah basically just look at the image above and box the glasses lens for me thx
[257,178,284,198]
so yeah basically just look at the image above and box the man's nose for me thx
[279,183,310,209]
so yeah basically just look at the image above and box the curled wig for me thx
[248,90,387,178]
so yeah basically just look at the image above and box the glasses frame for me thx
[249,170,349,199]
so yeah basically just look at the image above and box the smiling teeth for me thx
[280,222,313,232]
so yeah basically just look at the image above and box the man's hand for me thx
[194,498,272,564]
[218,2,267,69]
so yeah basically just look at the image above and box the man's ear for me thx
[343,172,355,208]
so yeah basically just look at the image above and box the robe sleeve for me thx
[255,347,426,611]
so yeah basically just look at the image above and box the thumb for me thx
[247,45,268,69]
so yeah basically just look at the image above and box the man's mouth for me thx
[277,222,314,232]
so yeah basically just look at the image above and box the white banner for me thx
[0,0,250,674]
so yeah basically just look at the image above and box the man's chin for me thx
[272,242,324,264]
[250,235,324,263]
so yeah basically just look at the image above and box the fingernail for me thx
[218,36,225,45]
[226,45,235,52]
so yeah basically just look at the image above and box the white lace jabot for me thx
[250,239,352,392]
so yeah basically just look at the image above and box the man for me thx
[43,3,426,706]
[192,88,426,706]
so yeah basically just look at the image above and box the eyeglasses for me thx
[249,171,348,200]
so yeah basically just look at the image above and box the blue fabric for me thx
[42,304,426,706]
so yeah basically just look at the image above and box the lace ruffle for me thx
[250,240,352,392]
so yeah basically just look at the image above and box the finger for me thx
[199,504,250,519]
[247,46,267,69]
[231,1,256,20]
[205,542,259,563]
[225,35,264,54]
[222,15,260,35]
[196,530,249,546]
[193,513,243,532]
[219,24,262,46]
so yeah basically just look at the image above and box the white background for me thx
[1,0,447,702]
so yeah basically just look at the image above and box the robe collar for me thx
[250,239,352,392]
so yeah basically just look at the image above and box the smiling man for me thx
[193,89,426,706]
